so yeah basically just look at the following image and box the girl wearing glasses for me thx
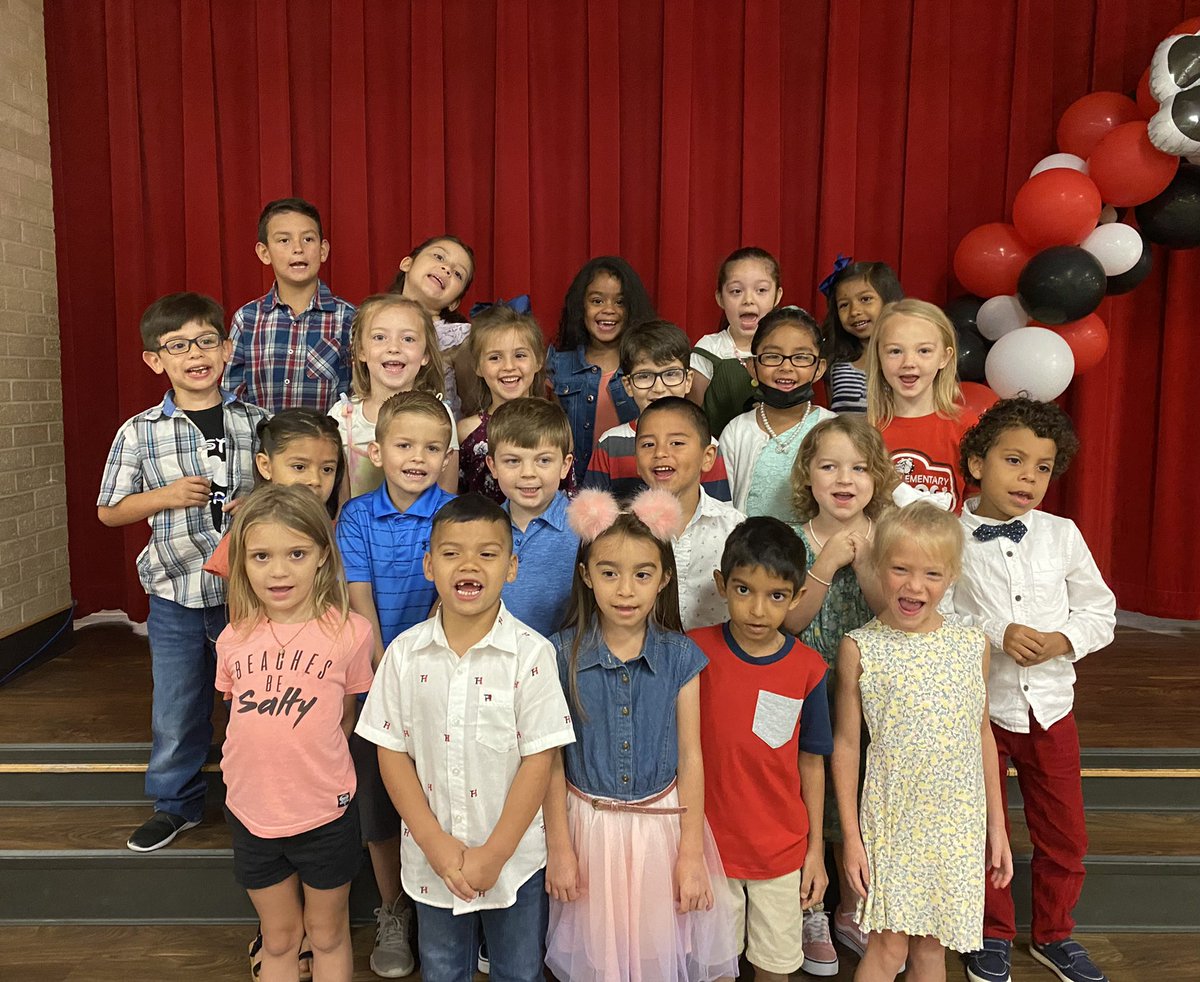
[721,307,834,519]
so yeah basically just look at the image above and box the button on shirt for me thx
[674,489,746,631]
[951,499,1116,732]
[500,492,580,638]
[336,482,456,647]
[551,622,708,800]
[355,604,575,912]
[97,389,267,608]
[224,280,355,413]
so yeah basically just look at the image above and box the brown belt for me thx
[567,779,687,815]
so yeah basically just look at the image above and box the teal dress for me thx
[792,525,874,668]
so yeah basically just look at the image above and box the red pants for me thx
[984,711,1087,944]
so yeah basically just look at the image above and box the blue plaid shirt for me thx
[223,279,355,412]
[97,389,268,608]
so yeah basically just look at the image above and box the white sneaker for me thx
[370,898,415,978]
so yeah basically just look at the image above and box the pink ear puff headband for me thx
[567,488,684,543]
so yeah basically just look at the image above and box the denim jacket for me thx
[545,344,639,483]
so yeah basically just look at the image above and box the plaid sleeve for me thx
[97,421,144,507]
[335,499,372,582]
[336,304,355,397]
[223,307,249,400]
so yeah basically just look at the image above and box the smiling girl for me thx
[819,260,904,415]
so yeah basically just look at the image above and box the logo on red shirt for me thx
[893,450,958,508]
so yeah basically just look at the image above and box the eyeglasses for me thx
[157,333,224,356]
[754,352,819,368]
[627,368,688,389]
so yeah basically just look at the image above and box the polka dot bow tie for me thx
[972,520,1027,544]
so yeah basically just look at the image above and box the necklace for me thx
[758,401,815,455]
[807,516,874,551]
[266,618,307,657]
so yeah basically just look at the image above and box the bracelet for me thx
[806,569,832,588]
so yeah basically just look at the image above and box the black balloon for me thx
[955,323,989,383]
[1017,246,1106,325]
[1134,164,1200,250]
[1105,232,1152,295]
[944,295,985,333]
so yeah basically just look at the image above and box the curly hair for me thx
[959,398,1080,479]
[790,415,900,522]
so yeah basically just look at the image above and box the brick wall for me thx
[0,0,70,637]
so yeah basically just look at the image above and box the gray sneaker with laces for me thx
[370,898,415,978]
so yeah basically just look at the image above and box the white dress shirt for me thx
[950,499,1116,733]
[674,489,746,631]
[356,603,575,912]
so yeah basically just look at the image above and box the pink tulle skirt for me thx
[545,783,739,982]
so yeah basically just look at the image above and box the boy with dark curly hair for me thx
[952,398,1116,982]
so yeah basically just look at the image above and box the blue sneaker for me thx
[963,938,1011,982]
[1029,939,1108,982]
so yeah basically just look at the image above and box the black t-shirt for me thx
[184,404,228,531]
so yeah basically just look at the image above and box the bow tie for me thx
[973,520,1027,544]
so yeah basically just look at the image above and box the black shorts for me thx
[350,731,401,843]
[227,799,363,891]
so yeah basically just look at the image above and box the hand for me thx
[460,844,504,895]
[818,528,857,572]
[987,823,1014,889]
[1030,631,1072,664]
[161,476,211,510]
[842,836,870,900]
[799,846,829,910]
[545,845,582,903]
[674,850,714,914]
[221,496,245,516]
[425,831,473,902]
[1002,624,1044,665]
[848,531,873,572]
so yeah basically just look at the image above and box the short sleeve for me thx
[513,635,577,756]
[203,534,233,579]
[798,671,833,755]
[97,422,143,507]
[355,641,408,752]
[676,636,709,691]
[214,624,238,694]
[343,614,376,695]
[335,499,372,582]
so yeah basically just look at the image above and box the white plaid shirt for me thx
[224,280,355,413]
[98,389,268,608]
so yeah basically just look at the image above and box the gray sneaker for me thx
[370,898,415,978]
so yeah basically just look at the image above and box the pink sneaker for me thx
[801,905,839,976]
[832,905,868,959]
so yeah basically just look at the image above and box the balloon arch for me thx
[947,16,1200,404]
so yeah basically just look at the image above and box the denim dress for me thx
[545,345,639,484]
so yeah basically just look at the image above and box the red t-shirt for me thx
[880,409,979,514]
[692,623,832,879]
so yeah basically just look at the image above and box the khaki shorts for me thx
[721,869,803,974]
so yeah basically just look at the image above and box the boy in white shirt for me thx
[952,399,1115,982]
[356,494,575,981]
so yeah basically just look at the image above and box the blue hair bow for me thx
[469,294,532,318]
[817,254,853,299]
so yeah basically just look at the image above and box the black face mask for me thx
[756,379,814,409]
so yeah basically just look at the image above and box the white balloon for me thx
[1098,204,1119,225]
[1029,153,1088,178]
[1081,222,1143,276]
[985,328,1075,401]
[976,295,1029,341]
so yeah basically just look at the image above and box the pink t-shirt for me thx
[592,369,619,452]
[216,610,375,837]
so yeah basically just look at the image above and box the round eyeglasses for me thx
[627,368,688,389]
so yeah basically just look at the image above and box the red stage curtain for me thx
[44,0,1200,620]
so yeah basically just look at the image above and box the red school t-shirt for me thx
[692,623,832,880]
[880,409,979,514]
[215,610,374,838]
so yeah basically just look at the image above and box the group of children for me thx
[96,196,1117,982]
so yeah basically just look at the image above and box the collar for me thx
[961,496,1038,531]
[261,279,335,314]
[682,487,726,533]
[722,621,793,666]
[574,620,667,673]
[409,601,525,657]
[505,490,570,532]
[149,388,237,420]
[368,481,451,520]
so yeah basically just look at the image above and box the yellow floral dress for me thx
[847,617,987,952]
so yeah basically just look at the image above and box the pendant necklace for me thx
[266,618,307,657]
[807,516,874,550]
[758,401,815,455]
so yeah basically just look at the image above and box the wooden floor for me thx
[0,925,1191,981]
[1,622,1197,748]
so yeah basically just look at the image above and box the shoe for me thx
[370,898,416,978]
[832,906,868,959]
[1029,939,1108,982]
[801,904,839,976]
[126,811,200,852]
[478,940,490,974]
[298,933,313,982]
[249,927,312,981]
[964,938,1012,982]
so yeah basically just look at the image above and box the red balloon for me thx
[1051,314,1109,375]
[1136,68,1158,119]
[1088,122,1180,207]
[1012,170,1102,248]
[1056,92,1143,159]
[958,382,1000,417]
[953,223,1033,298]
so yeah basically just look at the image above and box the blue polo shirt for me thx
[500,492,580,638]
[336,482,456,647]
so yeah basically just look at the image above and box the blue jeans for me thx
[416,869,547,982]
[145,595,225,822]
